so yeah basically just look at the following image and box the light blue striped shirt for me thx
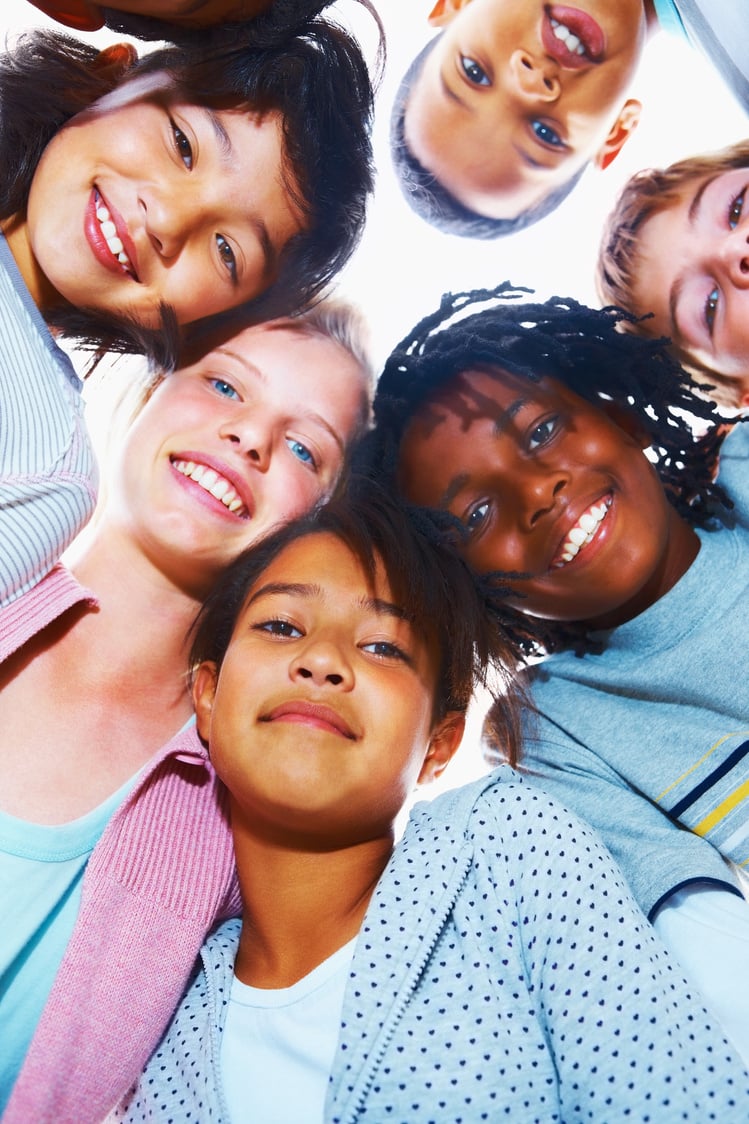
[0,233,97,608]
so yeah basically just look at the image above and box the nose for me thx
[141,186,193,261]
[219,412,272,471]
[509,49,560,102]
[719,225,749,289]
[520,471,568,530]
[291,637,353,690]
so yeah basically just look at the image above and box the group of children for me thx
[2,0,749,1120]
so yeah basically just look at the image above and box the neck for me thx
[1,213,62,312]
[231,813,394,989]
[67,516,204,687]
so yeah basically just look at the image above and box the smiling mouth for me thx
[171,458,249,518]
[544,6,605,65]
[94,191,136,279]
[549,17,586,57]
[552,496,611,568]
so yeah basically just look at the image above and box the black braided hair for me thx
[366,283,735,659]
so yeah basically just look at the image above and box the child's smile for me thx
[399,367,699,629]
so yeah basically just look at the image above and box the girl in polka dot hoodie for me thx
[110,478,749,1124]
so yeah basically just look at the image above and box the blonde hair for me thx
[115,296,374,437]
[596,138,749,409]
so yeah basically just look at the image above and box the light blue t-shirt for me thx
[0,773,138,1111]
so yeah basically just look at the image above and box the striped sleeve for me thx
[0,235,97,608]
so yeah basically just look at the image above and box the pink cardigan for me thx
[2,568,241,1123]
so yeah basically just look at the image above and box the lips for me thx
[542,5,605,68]
[263,700,357,740]
[170,453,254,520]
[84,188,140,280]
[550,494,611,569]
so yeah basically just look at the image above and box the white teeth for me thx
[95,198,133,273]
[553,499,611,569]
[172,459,248,517]
[550,17,586,56]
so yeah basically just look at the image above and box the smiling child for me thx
[0,299,372,1123]
[370,283,749,1063]
[0,23,374,607]
[110,475,749,1123]
[598,138,749,410]
[391,0,748,238]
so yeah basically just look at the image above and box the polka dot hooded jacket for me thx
[112,774,749,1123]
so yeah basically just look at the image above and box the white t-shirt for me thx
[221,938,356,1124]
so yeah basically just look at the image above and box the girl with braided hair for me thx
[369,282,749,1066]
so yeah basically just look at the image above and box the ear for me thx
[192,661,219,743]
[417,712,465,785]
[428,0,472,28]
[594,99,642,171]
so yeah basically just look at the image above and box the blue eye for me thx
[460,55,490,86]
[170,119,193,169]
[466,500,489,533]
[216,235,237,282]
[528,417,558,450]
[532,120,564,148]
[255,619,302,638]
[287,438,316,468]
[728,190,745,229]
[705,287,719,334]
[209,377,239,399]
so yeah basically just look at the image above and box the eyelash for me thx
[704,286,719,335]
[216,234,237,283]
[286,438,317,471]
[361,639,409,661]
[527,416,559,450]
[460,54,490,86]
[728,188,745,229]
[170,118,193,169]
[254,619,302,638]
[531,120,564,149]
[209,376,240,400]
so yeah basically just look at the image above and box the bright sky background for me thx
[3,0,748,792]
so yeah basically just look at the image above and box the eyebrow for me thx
[205,108,278,284]
[667,175,718,338]
[435,394,526,509]
[246,583,412,622]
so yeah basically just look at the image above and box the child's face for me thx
[28,0,272,32]
[107,324,366,597]
[193,532,461,843]
[25,94,304,327]
[398,367,697,629]
[630,167,749,391]
[405,0,644,219]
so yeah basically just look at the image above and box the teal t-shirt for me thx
[0,773,138,1111]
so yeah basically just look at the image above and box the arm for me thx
[494,782,749,1120]
[519,720,740,917]
[653,883,749,1067]
[0,237,97,607]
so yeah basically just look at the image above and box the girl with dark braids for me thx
[368,283,749,1067]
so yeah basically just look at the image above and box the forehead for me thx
[242,532,392,606]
